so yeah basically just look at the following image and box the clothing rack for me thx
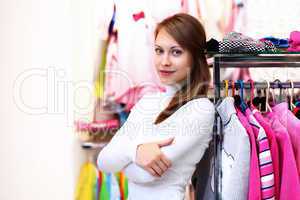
[219,81,300,89]
[212,53,300,200]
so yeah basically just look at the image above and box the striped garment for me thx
[245,109,275,200]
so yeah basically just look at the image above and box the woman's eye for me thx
[155,48,163,55]
[172,49,182,56]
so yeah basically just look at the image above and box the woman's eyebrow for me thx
[170,46,181,49]
[154,44,181,49]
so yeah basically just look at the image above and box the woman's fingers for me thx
[160,153,172,168]
[147,156,171,177]
[155,159,168,172]
[151,163,163,176]
[146,167,160,177]
[135,142,173,177]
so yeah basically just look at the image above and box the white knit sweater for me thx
[97,84,215,200]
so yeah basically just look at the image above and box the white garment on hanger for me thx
[216,97,250,200]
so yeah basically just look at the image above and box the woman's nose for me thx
[161,54,171,66]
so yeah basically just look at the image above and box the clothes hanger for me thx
[247,79,255,108]
[288,79,296,110]
[273,79,283,103]
[233,80,241,108]
[263,80,273,113]
[224,80,229,97]
[291,81,300,118]
[237,80,248,113]
[231,80,235,97]
[252,82,266,112]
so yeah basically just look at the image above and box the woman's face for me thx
[154,28,193,85]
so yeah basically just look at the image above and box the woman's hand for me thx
[135,138,174,177]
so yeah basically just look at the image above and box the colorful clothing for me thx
[273,102,300,178]
[236,109,261,200]
[252,109,280,199]
[266,112,300,200]
[75,162,98,200]
[245,109,275,200]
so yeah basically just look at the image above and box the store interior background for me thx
[1,0,300,199]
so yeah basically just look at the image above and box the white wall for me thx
[0,0,100,199]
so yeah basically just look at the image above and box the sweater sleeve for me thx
[124,99,215,183]
[124,163,157,183]
[160,99,215,163]
[97,99,144,173]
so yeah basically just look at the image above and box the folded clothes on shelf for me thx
[288,31,300,52]
[206,32,278,54]
[219,32,277,53]
[75,119,119,132]
[260,36,289,48]
[75,119,120,142]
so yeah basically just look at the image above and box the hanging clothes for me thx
[101,26,118,99]
[75,162,98,200]
[272,102,300,177]
[252,109,280,199]
[244,108,275,200]
[111,173,121,200]
[216,97,250,200]
[98,171,123,200]
[236,109,261,200]
[104,0,171,104]
[99,172,110,200]
[265,112,300,199]
[94,1,116,99]
[115,172,129,200]
[293,107,300,118]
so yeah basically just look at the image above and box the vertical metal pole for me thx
[213,56,221,200]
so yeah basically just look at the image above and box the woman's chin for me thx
[159,79,175,85]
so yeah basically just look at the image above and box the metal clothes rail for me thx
[212,53,300,200]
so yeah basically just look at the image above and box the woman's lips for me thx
[159,70,176,77]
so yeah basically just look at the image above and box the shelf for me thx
[212,53,300,68]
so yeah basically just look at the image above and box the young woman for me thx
[97,13,215,200]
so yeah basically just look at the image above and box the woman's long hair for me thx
[154,13,210,124]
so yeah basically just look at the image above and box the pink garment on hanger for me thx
[265,112,300,200]
[252,109,280,199]
[236,109,261,200]
[244,108,275,200]
[273,102,300,176]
